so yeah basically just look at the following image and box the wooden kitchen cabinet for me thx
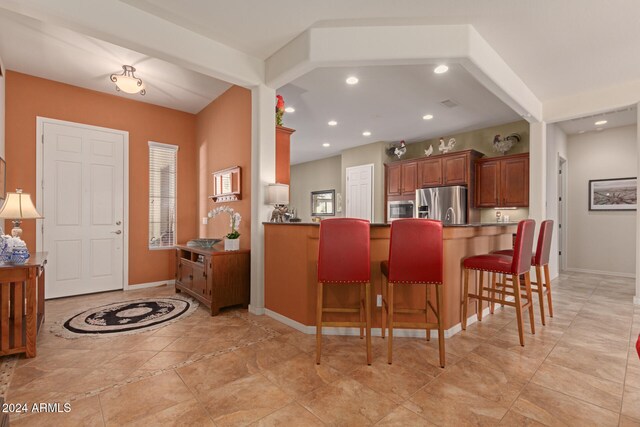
[418,157,443,187]
[175,245,250,315]
[386,163,402,196]
[401,162,418,195]
[443,153,468,185]
[475,153,529,207]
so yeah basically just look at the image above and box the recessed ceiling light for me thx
[322,143,331,147]
[346,76,359,85]
[328,120,338,126]
[422,114,434,120]
[594,120,607,126]
[284,106,295,113]
[362,131,371,137]
[434,65,449,74]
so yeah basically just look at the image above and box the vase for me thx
[10,247,30,265]
[224,238,239,251]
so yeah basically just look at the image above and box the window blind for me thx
[149,142,178,249]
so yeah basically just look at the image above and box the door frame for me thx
[558,154,567,272]
[35,116,130,292]
[345,163,375,222]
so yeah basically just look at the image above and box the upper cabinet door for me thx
[501,156,529,207]
[418,158,442,188]
[475,160,500,207]
[401,162,418,194]
[386,163,401,196]
[443,154,468,185]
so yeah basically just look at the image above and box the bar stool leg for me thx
[387,282,394,364]
[544,264,554,317]
[365,282,372,365]
[316,282,324,364]
[477,271,484,322]
[381,274,387,339]
[426,286,431,342]
[359,285,365,339]
[462,269,470,330]
[490,272,497,314]
[512,274,525,346]
[524,272,536,335]
[501,274,507,307]
[534,266,546,326]
[436,284,445,368]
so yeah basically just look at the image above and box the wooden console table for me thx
[0,253,47,358]
[175,245,249,315]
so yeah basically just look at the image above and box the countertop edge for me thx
[263,222,520,228]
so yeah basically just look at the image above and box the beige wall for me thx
[290,155,341,222]
[567,125,637,276]
[342,141,387,223]
[0,56,4,158]
[395,120,530,162]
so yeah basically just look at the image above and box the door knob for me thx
[116,221,122,225]
[112,230,122,235]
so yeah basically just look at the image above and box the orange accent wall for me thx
[196,86,252,248]
[4,71,198,286]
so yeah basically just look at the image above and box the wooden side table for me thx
[0,253,47,358]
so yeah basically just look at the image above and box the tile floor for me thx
[2,271,639,426]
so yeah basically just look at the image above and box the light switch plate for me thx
[376,295,382,307]
[202,217,208,225]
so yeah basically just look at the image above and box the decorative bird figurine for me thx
[424,144,433,157]
[393,140,407,159]
[438,137,456,154]
[493,133,521,155]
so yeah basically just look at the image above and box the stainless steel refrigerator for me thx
[415,186,467,225]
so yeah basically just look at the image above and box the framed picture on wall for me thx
[589,177,637,211]
[0,157,5,201]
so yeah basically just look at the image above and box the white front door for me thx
[346,164,374,221]
[42,120,126,298]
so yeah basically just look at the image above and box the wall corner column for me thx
[635,104,640,305]
[529,121,548,226]
[250,84,276,315]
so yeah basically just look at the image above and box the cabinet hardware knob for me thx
[189,275,193,280]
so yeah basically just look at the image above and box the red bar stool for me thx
[381,219,445,367]
[492,220,554,325]
[316,218,372,365]
[462,219,536,346]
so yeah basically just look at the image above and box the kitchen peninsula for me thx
[264,221,517,336]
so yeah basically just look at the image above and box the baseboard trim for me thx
[563,268,635,279]
[249,305,265,315]
[126,280,175,290]
[634,296,640,306]
[264,307,496,339]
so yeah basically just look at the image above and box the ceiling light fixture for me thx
[433,65,449,74]
[328,120,338,126]
[110,65,146,95]
[594,120,607,126]
[346,76,359,85]
[422,114,434,120]
[362,131,371,137]
[285,107,295,113]
[322,143,331,147]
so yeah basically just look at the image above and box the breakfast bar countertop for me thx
[263,221,520,227]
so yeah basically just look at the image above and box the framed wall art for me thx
[588,177,637,211]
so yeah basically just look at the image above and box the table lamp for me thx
[266,183,289,222]
[0,189,44,238]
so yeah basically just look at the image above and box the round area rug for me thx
[54,296,198,338]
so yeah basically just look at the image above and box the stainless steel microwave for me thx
[387,200,414,222]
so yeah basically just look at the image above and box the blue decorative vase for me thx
[0,238,10,264]
[10,247,30,265]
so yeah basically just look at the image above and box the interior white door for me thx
[345,164,374,221]
[42,121,125,298]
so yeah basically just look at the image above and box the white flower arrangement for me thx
[207,206,241,239]
[3,236,27,250]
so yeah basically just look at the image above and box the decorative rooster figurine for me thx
[394,140,407,159]
[275,95,285,126]
[438,137,456,154]
[424,144,434,157]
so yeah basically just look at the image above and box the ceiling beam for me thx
[266,24,542,123]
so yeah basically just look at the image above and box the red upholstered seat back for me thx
[387,219,443,284]
[318,218,371,283]
[510,219,536,275]
[533,220,554,266]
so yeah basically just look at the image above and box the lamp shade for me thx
[0,190,43,219]
[266,183,289,205]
